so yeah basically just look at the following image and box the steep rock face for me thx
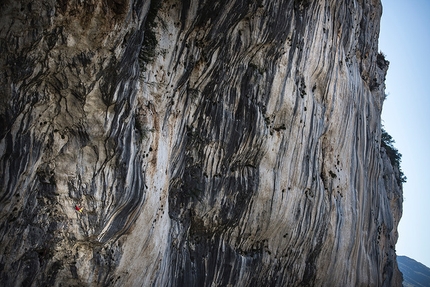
[0,0,403,286]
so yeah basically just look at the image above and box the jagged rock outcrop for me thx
[0,0,403,286]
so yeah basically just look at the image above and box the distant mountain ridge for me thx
[398,256,430,287]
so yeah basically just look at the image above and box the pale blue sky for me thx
[379,0,430,268]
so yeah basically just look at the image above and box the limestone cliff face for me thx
[0,0,403,286]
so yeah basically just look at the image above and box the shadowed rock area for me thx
[0,0,403,286]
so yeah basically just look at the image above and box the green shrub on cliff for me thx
[381,128,407,183]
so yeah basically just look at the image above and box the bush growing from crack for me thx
[377,52,389,70]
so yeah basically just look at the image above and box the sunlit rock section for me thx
[0,0,403,286]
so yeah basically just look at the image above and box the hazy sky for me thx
[379,0,430,268]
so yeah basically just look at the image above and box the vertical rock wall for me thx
[0,0,150,285]
[0,0,403,286]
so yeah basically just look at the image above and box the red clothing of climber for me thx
[75,205,83,213]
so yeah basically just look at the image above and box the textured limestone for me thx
[0,0,403,286]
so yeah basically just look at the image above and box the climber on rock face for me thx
[75,205,83,213]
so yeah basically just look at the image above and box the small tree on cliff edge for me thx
[381,128,407,184]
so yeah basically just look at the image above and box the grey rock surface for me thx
[0,0,403,286]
